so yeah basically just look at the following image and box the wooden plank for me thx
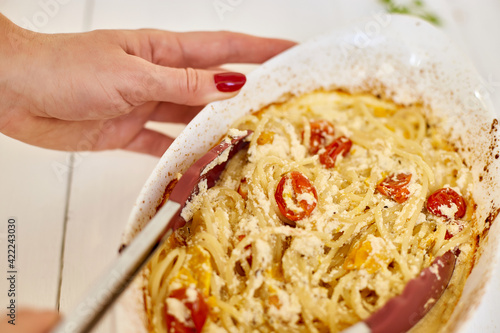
[90,0,341,40]
[0,0,87,311]
[1,0,89,33]
[0,135,68,309]
[58,150,160,331]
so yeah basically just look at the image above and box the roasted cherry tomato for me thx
[275,171,318,221]
[165,287,209,333]
[303,119,335,154]
[319,136,352,168]
[426,188,466,219]
[376,173,412,203]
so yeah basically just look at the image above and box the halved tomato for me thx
[304,120,335,154]
[319,136,352,168]
[165,287,209,333]
[427,188,466,219]
[275,171,318,221]
[377,173,412,203]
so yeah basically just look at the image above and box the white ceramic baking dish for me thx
[115,14,500,333]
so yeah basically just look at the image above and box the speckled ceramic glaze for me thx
[116,15,500,333]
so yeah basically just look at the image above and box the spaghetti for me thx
[144,91,477,333]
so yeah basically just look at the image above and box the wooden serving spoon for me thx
[342,251,456,333]
[52,130,252,333]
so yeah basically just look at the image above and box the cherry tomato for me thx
[275,171,318,221]
[377,173,412,203]
[303,120,335,154]
[427,188,466,219]
[164,287,209,333]
[319,136,352,168]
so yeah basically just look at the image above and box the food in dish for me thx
[144,91,477,333]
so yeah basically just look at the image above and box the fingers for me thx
[170,31,297,67]
[123,128,173,156]
[116,30,297,107]
[129,61,247,105]
[149,103,204,124]
[14,116,172,156]
[0,309,60,333]
[124,30,296,68]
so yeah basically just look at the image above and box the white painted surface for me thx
[0,135,67,309]
[0,0,88,311]
[0,0,499,332]
[0,0,88,33]
[59,150,159,332]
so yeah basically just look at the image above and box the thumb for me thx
[132,64,247,106]
[1,309,60,333]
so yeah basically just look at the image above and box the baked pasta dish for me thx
[143,91,477,333]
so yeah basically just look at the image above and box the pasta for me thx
[144,91,477,333]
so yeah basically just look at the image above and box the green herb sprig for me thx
[379,0,442,26]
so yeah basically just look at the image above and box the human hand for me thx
[1,309,59,333]
[0,14,295,156]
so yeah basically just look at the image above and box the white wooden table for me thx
[0,0,499,332]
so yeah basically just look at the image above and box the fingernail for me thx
[214,72,246,93]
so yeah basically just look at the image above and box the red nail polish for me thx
[214,72,246,93]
